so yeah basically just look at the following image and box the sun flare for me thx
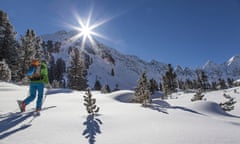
[68,9,113,49]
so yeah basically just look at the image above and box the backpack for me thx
[27,64,42,80]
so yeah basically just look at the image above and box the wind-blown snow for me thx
[0,82,240,144]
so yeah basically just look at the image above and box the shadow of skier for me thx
[82,115,103,144]
[0,106,56,139]
[0,111,33,139]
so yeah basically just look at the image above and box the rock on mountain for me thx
[41,30,240,89]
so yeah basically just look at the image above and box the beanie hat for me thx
[31,59,40,66]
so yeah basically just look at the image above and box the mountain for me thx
[41,30,240,89]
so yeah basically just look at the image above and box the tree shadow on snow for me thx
[82,115,103,144]
[148,99,205,116]
[0,111,33,140]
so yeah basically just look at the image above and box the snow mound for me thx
[0,82,23,90]
[110,90,134,103]
[45,88,73,95]
[190,101,239,118]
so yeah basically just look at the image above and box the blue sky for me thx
[1,0,240,68]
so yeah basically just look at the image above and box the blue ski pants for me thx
[24,83,44,110]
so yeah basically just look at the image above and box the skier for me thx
[18,59,49,113]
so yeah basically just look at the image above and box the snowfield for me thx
[0,82,240,144]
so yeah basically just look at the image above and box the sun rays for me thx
[68,8,113,49]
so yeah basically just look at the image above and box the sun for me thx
[68,9,113,49]
[81,26,92,37]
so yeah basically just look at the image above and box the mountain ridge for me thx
[41,30,240,89]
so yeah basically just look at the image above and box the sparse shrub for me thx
[101,84,111,93]
[191,89,205,102]
[219,93,236,111]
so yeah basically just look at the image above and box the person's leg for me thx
[24,83,37,105]
[36,83,44,110]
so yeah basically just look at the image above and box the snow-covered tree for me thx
[83,88,100,117]
[18,29,43,80]
[219,93,236,111]
[134,71,151,106]
[197,71,209,91]
[191,89,205,102]
[149,78,158,94]
[101,84,111,93]
[68,48,88,90]
[218,78,227,89]
[0,10,19,81]
[0,59,11,81]
[55,58,66,82]
[162,64,177,98]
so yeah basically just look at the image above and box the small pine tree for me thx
[83,88,100,117]
[111,68,115,76]
[219,93,236,111]
[94,79,102,90]
[101,84,111,93]
[191,89,205,102]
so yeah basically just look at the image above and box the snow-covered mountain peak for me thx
[203,60,219,70]
[40,30,240,89]
[226,55,240,66]
[41,30,78,42]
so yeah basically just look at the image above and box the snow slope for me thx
[41,30,240,90]
[0,82,240,144]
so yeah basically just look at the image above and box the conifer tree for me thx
[149,78,158,94]
[219,93,236,111]
[218,78,227,89]
[185,79,193,90]
[162,64,177,98]
[94,79,102,90]
[55,58,66,82]
[83,88,100,117]
[159,82,163,92]
[0,10,19,81]
[68,48,88,90]
[227,78,234,88]
[111,68,115,76]
[211,81,217,90]
[191,89,205,102]
[197,71,209,91]
[18,29,43,80]
[0,59,11,81]
[101,84,111,93]
[134,71,151,106]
